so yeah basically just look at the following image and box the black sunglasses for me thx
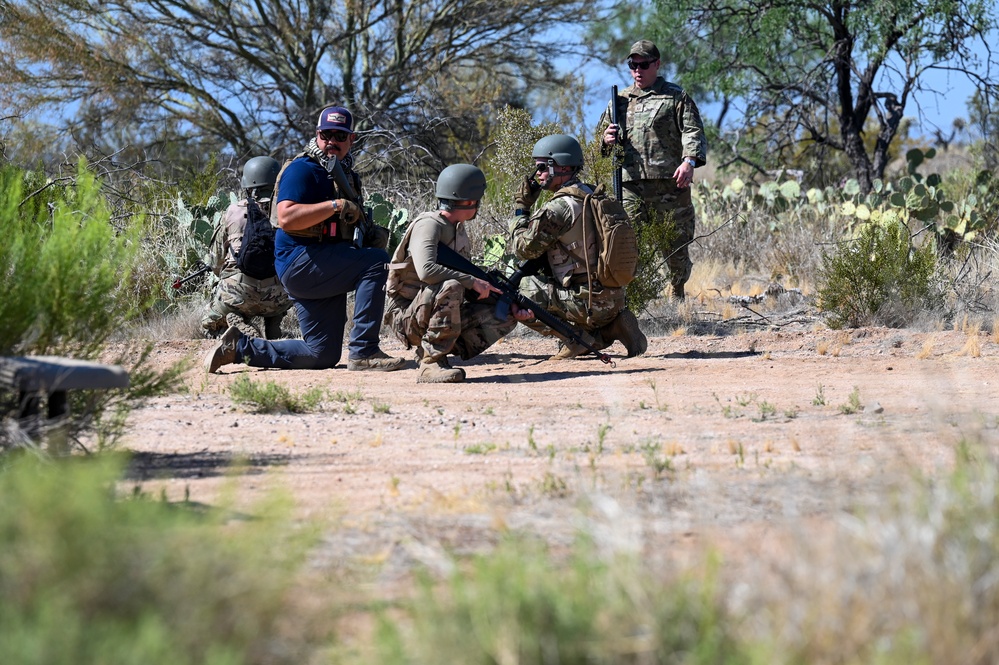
[628,60,655,71]
[319,129,350,142]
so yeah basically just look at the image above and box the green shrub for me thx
[229,376,326,414]
[0,162,146,357]
[372,537,749,664]
[0,456,311,664]
[817,220,938,328]
[0,162,183,453]
[627,209,675,314]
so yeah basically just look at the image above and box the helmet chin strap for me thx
[438,199,480,213]
[542,162,581,190]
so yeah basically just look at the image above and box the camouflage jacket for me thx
[386,211,475,301]
[509,179,598,287]
[600,77,707,181]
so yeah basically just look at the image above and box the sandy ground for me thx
[118,315,999,580]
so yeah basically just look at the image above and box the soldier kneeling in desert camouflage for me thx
[201,156,293,340]
[384,164,533,383]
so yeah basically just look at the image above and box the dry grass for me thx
[959,332,982,358]
[917,336,936,359]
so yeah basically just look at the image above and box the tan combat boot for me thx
[549,330,604,361]
[204,325,244,373]
[226,312,262,338]
[417,356,465,383]
[601,309,647,358]
[348,349,406,372]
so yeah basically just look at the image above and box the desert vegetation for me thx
[2,0,998,661]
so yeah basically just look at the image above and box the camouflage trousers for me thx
[622,179,696,289]
[384,279,518,362]
[202,273,293,338]
[519,275,625,346]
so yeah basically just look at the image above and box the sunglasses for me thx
[318,129,350,142]
[628,60,656,71]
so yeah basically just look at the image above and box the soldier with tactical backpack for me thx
[384,164,533,383]
[201,156,293,340]
[510,134,647,359]
[205,106,404,373]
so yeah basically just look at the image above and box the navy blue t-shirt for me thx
[274,156,336,272]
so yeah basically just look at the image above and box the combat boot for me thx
[672,283,686,301]
[226,312,261,338]
[204,325,244,373]
[600,309,647,358]
[417,356,465,383]
[348,350,406,372]
[549,330,604,361]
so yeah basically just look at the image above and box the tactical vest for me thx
[548,185,599,288]
[270,152,361,240]
[386,212,470,301]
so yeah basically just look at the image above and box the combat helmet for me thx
[532,134,583,167]
[435,164,487,212]
[241,156,281,193]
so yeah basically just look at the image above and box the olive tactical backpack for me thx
[234,197,277,280]
[554,184,638,288]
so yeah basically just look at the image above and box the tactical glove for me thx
[515,175,542,211]
[333,199,363,225]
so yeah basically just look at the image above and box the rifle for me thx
[324,155,373,247]
[611,85,624,202]
[435,243,614,366]
[171,261,210,290]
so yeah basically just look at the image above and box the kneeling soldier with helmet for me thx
[510,134,647,359]
[384,164,533,383]
[201,156,293,340]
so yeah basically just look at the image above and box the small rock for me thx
[869,402,884,414]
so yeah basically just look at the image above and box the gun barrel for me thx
[611,85,623,202]
[172,263,210,289]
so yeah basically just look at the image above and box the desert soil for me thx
[121,318,999,578]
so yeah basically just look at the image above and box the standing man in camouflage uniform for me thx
[202,156,293,340]
[205,106,404,373]
[384,164,532,383]
[600,39,708,300]
[510,135,647,359]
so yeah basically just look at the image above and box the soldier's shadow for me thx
[462,348,762,383]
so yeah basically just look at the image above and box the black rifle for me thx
[611,85,624,202]
[435,243,614,365]
[324,155,373,247]
[172,261,210,290]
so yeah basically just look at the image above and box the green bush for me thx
[0,162,146,357]
[229,376,326,414]
[627,209,676,314]
[0,456,311,664]
[372,537,749,665]
[0,161,184,453]
[817,220,938,328]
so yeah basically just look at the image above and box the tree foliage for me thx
[0,0,600,186]
[642,0,997,192]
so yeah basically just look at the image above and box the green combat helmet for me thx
[435,163,487,213]
[532,134,584,167]
[241,156,281,198]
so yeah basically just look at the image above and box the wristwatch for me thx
[685,158,696,168]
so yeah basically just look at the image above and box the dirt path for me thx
[122,325,998,574]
